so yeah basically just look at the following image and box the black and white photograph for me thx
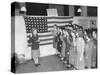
[11,1,98,74]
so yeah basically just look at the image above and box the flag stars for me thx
[24,16,48,33]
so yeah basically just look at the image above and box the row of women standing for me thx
[52,24,97,70]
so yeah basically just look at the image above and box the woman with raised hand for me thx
[52,24,58,55]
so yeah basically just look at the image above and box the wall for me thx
[73,16,97,29]
[11,17,15,54]
[14,16,31,60]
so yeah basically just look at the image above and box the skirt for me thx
[75,54,85,70]
[69,46,76,65]
[61,41,66,57]
[31,49,40,58]
[53,36,57,48]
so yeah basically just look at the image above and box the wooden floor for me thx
[16,55,74,73]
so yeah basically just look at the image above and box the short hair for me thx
[54,24,57,27]
[77,29,84,37]
[86,29,92,39]
[84,29,88,32]
[32,28,37,33]
[54,24,58,29]
[92,28,97,34]
[79,26,83,30]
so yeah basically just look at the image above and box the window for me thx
[87,6,97,16]
[26,2,49,16]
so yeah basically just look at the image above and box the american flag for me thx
[24,16,73,46]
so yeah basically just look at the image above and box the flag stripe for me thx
[39,33,52,37]
[40,42,53,46]
[40,38,53,42]
[48,25,65,29]
[39,35,53,40]
[47,21,73,24]
[40,40,53,44]
[48,26,66,31]
[38,31,51,33]
[47,16,73,19]
[47,19,73,22]
[38,31,52,36]
[47,22,73,27]
[27,42,53,46]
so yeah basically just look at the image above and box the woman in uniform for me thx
[61,29,66,61]
[92,29,97,68]
[75,29,85,70]
[57,27,62,56]
[31,28,40,67]
[84,29,94,69]
[52,24,58,55]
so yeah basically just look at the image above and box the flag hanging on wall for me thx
[24,16,73,46]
